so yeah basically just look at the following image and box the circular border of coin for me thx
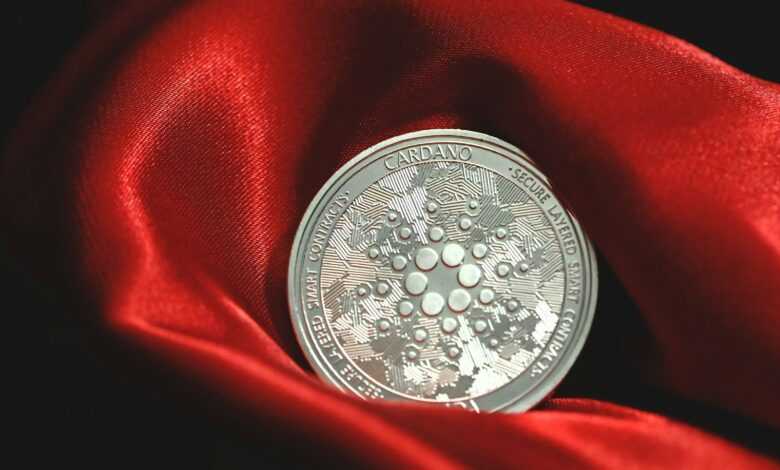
[288,129,597,412]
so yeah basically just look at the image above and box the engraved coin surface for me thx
[288,129,597,412]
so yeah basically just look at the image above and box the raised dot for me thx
[368,247,380,259]
[458,264,481,287]
[399,226,412,240]
[413,328,428,342]
[468,200,479,210]
[421,292,445,316]
[507,300,519,311]
[441,243,465,267]
[376,281,390,295]
[518,262,530,272]
[478,288,495,304]
[448,289,471,312]
[496,263,512,277]
[415,247,439,271]
[429,226,444,242]
[447,346,461,358]
[459,217,473,230]
[357,287,368,296]
[405,272,428,295]
[391,255,408,271]
[426,202,438,213]
[377,319,391,332]
[387,212,398,222]
[397,300,414,317]
[472,243,488,259]
[406,348,419,360]
[441,317,458,333]
[488,338,499,348]
[495,227,507,239]
[473,319,488,333]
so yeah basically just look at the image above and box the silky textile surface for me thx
[4,0,780,468]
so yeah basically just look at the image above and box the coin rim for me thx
[287,129,597,412]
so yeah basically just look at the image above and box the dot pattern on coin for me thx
[316,161,566,402]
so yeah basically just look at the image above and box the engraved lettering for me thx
[446,144,459,158]
[383,145,473,170]
[311,315,344,362]
[308,191,350,261]
[567,261,582,304]
[338,363,383,399]
[509,167,551,203]
[530,309,577,378]
[305,268,320,309]
[398,149,411,166]
[547,205,578,256]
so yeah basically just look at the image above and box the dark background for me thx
[4,2,778,468]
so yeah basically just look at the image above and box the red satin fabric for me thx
[4,0,780,468]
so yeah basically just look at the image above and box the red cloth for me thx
[4,0,780,468]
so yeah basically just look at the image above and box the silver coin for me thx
[288,129,597,412]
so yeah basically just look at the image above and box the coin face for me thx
[288,129,597,412]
